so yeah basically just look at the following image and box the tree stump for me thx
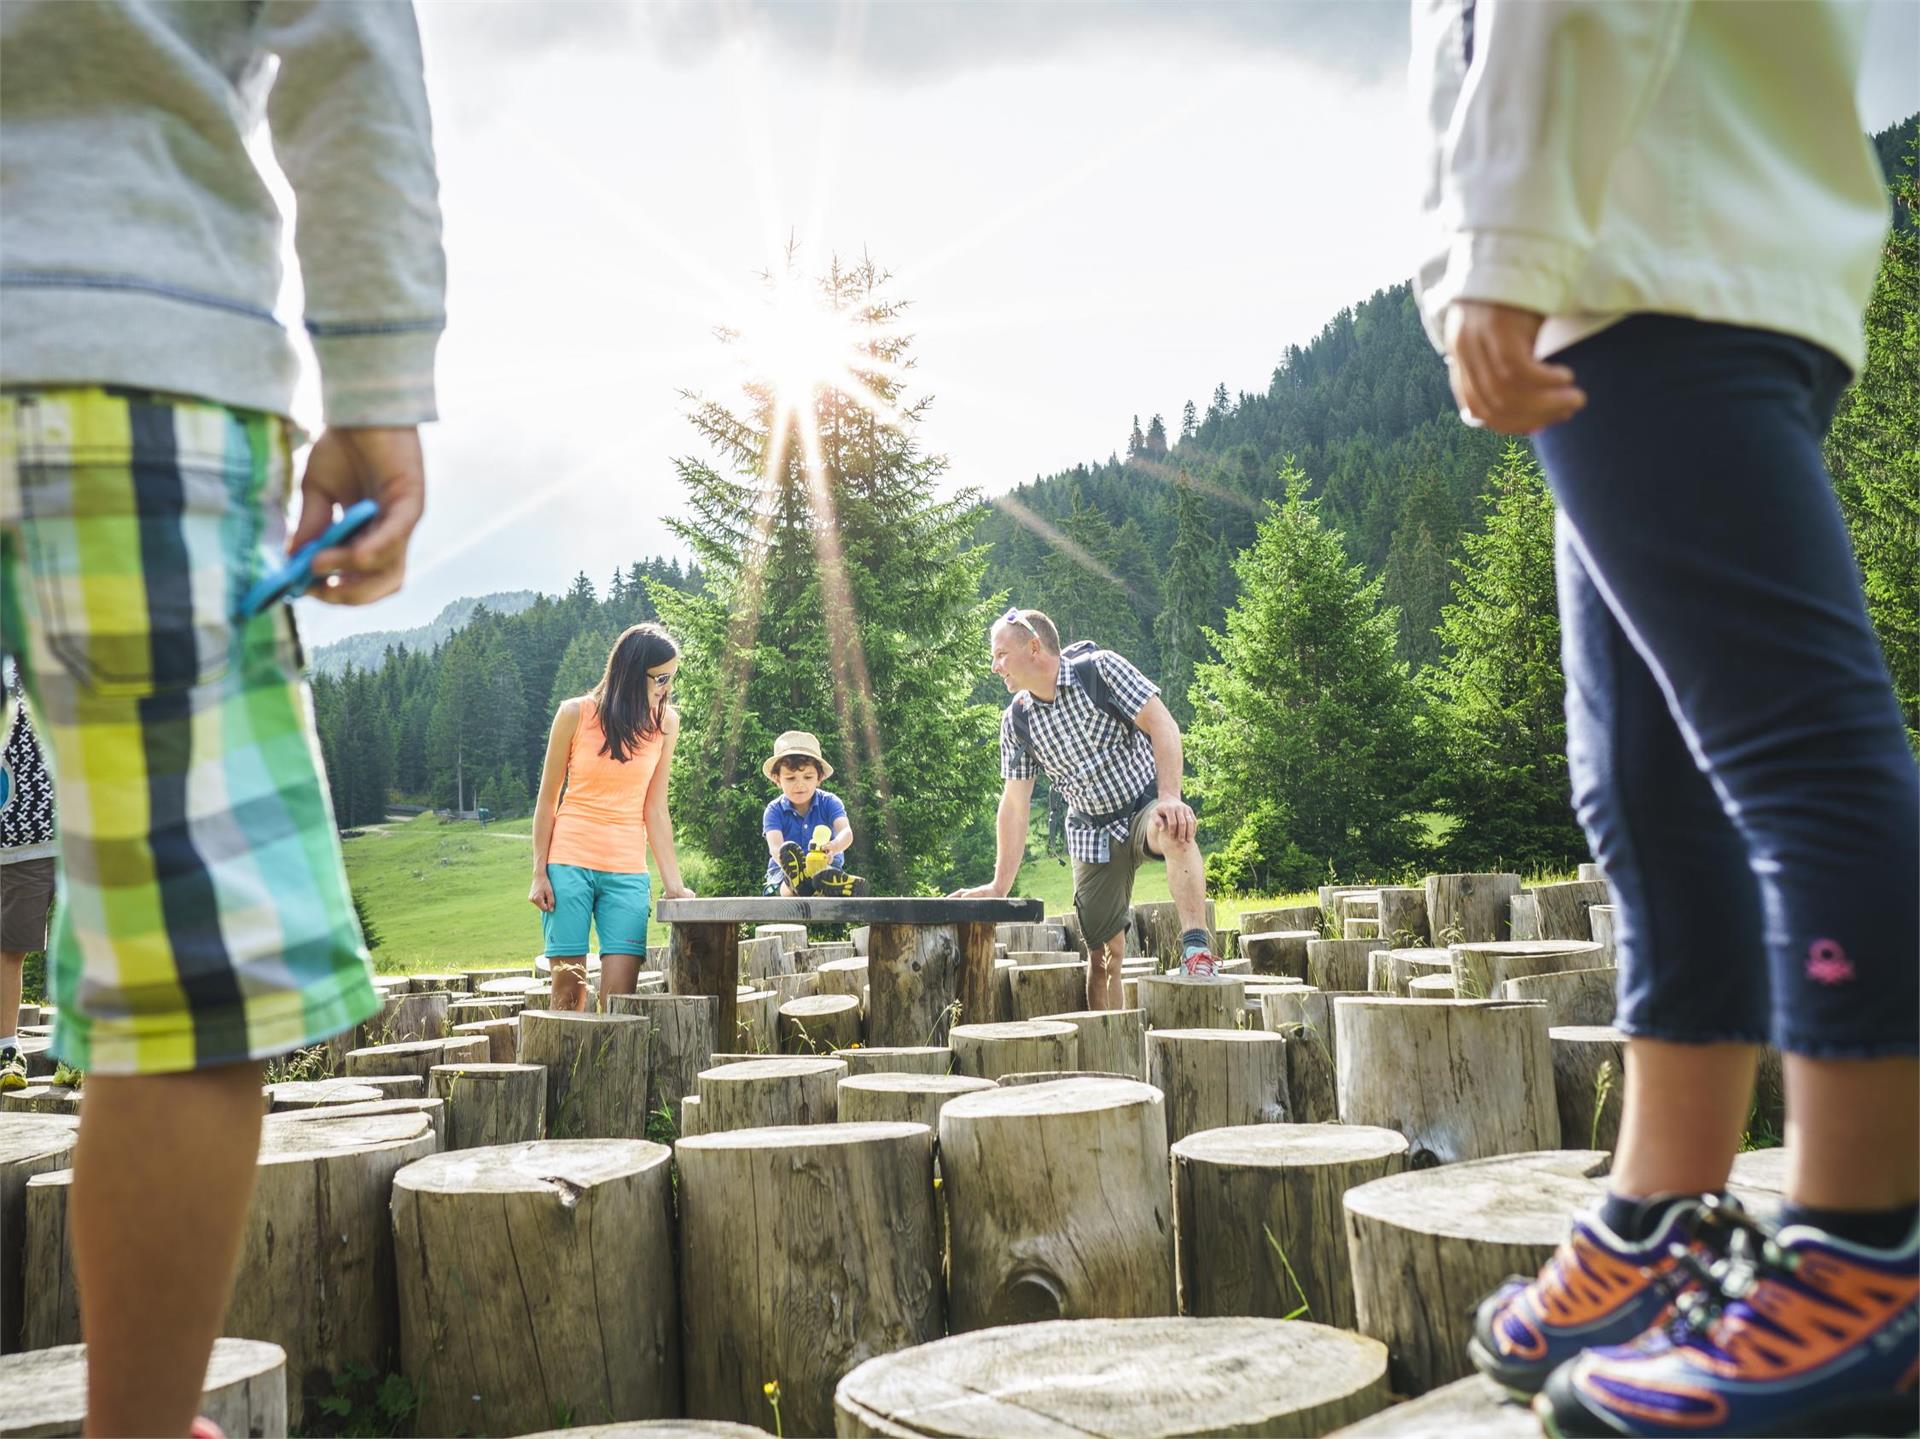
[447,996,524,1027]
[429,1063,546,1148]
[347,1074,427,1100]
[462,964,533,987]
[1345,1149,1608,1395]
[345,1035,487,1085]
[606,992,717,1128]
[475,975,545,998]
[756,922,808,953]
[779,994,862,1055]
[1529,880,1610,940]
[996,922,1067,953]
[1007,961,1087,1020]
[451,1016,519,1063]
[518,1009,651,1140]
[1038,1009,1145,1080]
[394,1139,677,1437]
[734,989,779,1053]
[329,988,450,1071]
[956,921,997,1030]
[1509,893,1541,941]
[1335,999,1558,1164]
[1407,973,1456,998]
[1047,911,1085,953]
[1328,1373,1540,1437]
[0,1337,287,1439]
[1500,966,1617,1028]
[834,1317,1389,1438]
[941,1078,1173,1329]
[1588,905,1618,965]
[680,1124,941,1436]
[266,1079,382,1112]
[802,940,857,966]
[767,971,820,1005]
[867,923,961,1047]
[1240,904,1323,935]
[736,934,789,982]
[1424,873,1523,944]
[696,1056,844,1132]
[1260,988,1368,1068]
[266,1095,448,1147]
[815,957,870,1002]
[1241,930,1316,979]
[1368,947,1453,996]
[1173,1123,1408,1329]
[1450,939,1605,1000]
[27,1112,435,1421]
[1273,1024,1339,1123]
[1146,1030,1289,1142]
[515,1424,767,1439]
[833,1046,950,1077]
[837,1072,997,1127]
[1137,974,1244,1031]
[0,1113,76,1354]
[670,921,739,1066]
[406,972,465,994]
[949,1021,1077,1081]
[1131,901,1215,965]
[1373,886,1430,946]
[0,1087,81,1117]
[989,960,1017,1023]
[1550,1026,1627,1151]
[1307,939,1375,993]
[1343,917,1382,940]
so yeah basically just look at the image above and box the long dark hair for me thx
[590,623,678,762]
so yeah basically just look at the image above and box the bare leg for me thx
[1,949,22,1031]
[548,959,591,1012]
[1784,1054,1920,1211]
[1155,822,1211,938]
[598,953,642,1007]
[73,1060,265,1438]
[1087,934,1125,1011]
[1609,1038,1756,1199]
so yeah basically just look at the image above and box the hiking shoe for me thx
[810,868,868,898]
[1181,949,1219,978]
[776,841,808,893]
[1539,1197,1920,1437]
[0,1046,26,1092]
[1471,1201,1700,1395]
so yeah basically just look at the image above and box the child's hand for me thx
[528,872,555,912]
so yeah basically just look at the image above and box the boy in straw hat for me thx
[762,731,865,896]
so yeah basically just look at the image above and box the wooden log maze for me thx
[394,1139,678,1436]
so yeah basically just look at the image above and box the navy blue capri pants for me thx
[1533,315,1917,1058]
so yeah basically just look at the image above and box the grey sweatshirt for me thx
[0,0,445,426]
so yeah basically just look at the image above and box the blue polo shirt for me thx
[762,789,848,881]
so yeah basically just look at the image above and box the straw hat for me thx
[762,730,835,782]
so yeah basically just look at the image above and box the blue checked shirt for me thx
[999,649,1160,864]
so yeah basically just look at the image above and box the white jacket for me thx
[1411,0,1890,374]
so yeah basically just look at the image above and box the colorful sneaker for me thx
[810,867,868,898]
[1539,1198,1920,1437]
[1471,1201,1700,1395]
[1181,948,1219,977]
[0,1045,26,1092]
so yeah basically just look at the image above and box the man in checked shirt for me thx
[953,608,1217,1006]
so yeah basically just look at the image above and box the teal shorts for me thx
[542,864,650,958]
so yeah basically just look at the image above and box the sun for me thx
[730,277,868,417]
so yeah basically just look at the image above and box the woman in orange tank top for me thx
[529,623,694,1011]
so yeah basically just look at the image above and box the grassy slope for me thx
[344,814,1316,974]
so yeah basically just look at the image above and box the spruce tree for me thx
[1420,444,1584,872]
[1826,143,1918,744]
[1187,462,1427,893]
[1127,415,1146,459]
[1180,399,1198,441]
[1153,473,1218,727]
[1145,414,1169,458]
[651,254,1000,895]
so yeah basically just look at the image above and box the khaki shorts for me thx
[1072,802,1160,953]
[0,855,56,953]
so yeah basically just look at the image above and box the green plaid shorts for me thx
[0,388,379,1075]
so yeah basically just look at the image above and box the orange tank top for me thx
[546,698,663,874]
